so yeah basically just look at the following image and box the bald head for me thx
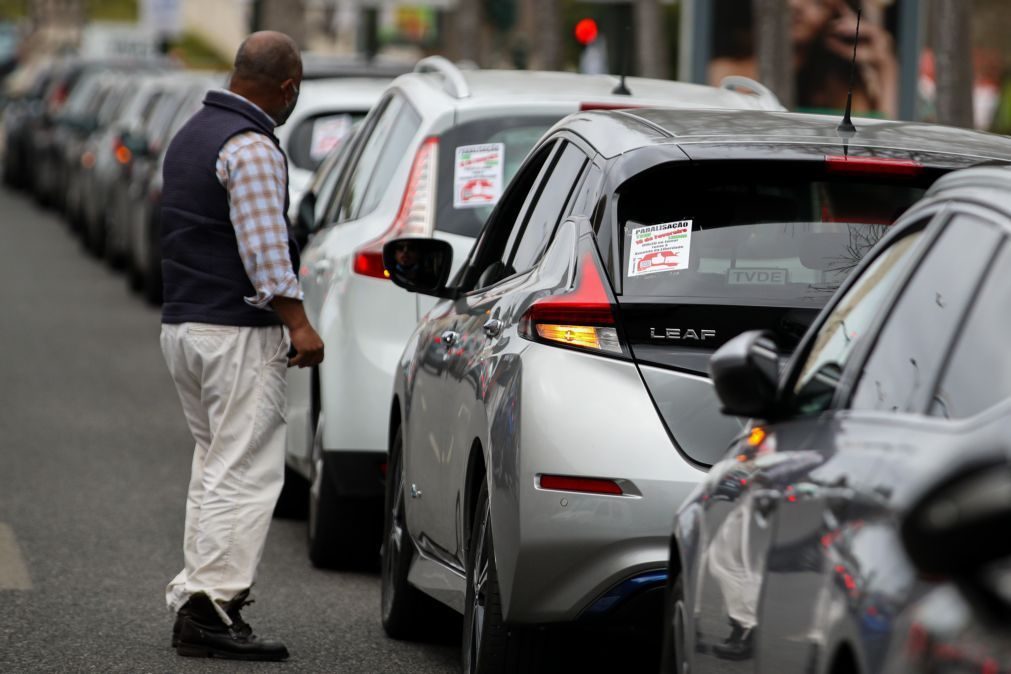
[234,31,301,85]
[229,31,302,126]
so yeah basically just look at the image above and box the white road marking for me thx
[0,523,32,590]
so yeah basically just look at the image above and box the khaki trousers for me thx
[160,322,289,624]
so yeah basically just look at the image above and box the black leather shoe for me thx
[175,593,289,661]
[171,602,193,648]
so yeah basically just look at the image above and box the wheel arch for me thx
[463,438,487,555]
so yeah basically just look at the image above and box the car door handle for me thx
[482,318,503,338]
[441,330,460,347]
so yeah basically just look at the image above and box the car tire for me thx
[273,464,308,519]
[307,412,379,569]
[381,425,432,639]
[462,480,542,674]
[660,573,688,674]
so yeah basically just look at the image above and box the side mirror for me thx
[709,330,781,418]
[382,237,455,298]
[902,458,1011,579]
[293,192,316,249]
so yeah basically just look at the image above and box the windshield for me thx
[435,115,559,238]
[616,161,933,305]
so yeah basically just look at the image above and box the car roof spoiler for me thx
[719,76,786,111]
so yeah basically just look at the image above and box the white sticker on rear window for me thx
[454,143,504,209]
[627,221,693,277]
[309,115,353,161]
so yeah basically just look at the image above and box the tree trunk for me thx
[635,0,668,79]
[453,0,484,65]
[751,0,794,108]
[532,0,562,70]
[931,0,974,128]
[254,0,308,48]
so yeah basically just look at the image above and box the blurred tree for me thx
[251,0,307,48]
[534,0,562,70]
[453,0,483,64]
[634,0,667,78]
[931,0,973,128]
[751,0,793,107]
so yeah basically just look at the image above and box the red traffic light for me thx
[574,18,598,46]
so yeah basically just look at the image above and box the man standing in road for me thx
[158,31,324,661]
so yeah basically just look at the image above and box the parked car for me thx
[80,71,175,262]
[888,444,1011,674]
[2,59,58,189]
[378,108,1011,672]
[273,77,388,218]
[31,57,171,208]
[663,162,1011,674]
[281,58,785,571]
[122,72,224,297]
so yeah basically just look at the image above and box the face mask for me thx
[275,83,299,126]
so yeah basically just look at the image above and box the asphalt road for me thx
[0,186,459,673]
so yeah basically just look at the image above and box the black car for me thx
[665,164,1011,674]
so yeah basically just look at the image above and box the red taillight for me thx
[352,248,389,279]
[824,155,924,177]
[519,250,625,355]
[113,136,132,165]
[539,474,624,496]
[353,136,439,279]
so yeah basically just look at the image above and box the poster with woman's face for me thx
[708,0,900,119]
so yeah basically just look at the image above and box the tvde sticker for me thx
[728,268,788,285]
[454,143,504,209]
[628,220,693,277]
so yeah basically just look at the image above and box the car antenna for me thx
[612,24,632,96]
[837,8,862,134]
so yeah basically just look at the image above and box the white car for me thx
[281,57,783,568]
[275,77,390,218]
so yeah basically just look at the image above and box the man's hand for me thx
[270,296,324,368]
[288,323,324,368]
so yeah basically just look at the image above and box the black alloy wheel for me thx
[661,573,690,674]
[462,480,541,674]
[381,425,430,638]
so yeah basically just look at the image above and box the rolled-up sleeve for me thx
[217,132,302,309]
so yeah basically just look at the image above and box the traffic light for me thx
[574,18,599,46]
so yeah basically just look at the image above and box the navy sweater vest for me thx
[160,90,299,326]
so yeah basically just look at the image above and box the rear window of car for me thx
[615,161,936,305]
[435,115,559,238]
[287,112,366,171]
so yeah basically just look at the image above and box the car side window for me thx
[355,103,421,219]
[505,142,588,274]
[850,216,999,413]
[309,134,357,231]
[790,228,924,416]
[569,162,602,219]
[929,240,1011,419]
[335,96,419,224]
[461,140,558,291]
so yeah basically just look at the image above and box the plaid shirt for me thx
[216,124,302,310]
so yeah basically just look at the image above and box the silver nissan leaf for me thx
[377,109,997,672]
